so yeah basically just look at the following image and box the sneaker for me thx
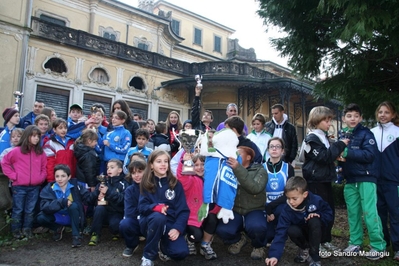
[319,244,331,258]
[140,256,154,266]
[394,251,399,261]
[122,247,134,257]
[266,242,272,248]
[33,226,49,234]
[251,247,266,260]
[309,261,321,266]
[228,232,247,255]
[13,230,22,240]
[294,248,310,263]
[22,228,33,239]
[52,226,65,241]
[200,242,217,260]
[158,242,171,262]
[186,235,197,255]
[366,248,385,260]
[343,244,361,253]
[83,225,92,235]
[112,234,119,241]
[139,236,146,241]
[322,242,341,252]
[71,236,82,248]
[88,232,99,246]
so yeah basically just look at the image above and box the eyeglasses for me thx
[269,145,282,150]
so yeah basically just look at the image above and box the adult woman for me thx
[165,111,182,156]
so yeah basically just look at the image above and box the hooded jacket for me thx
[74,142,100,187]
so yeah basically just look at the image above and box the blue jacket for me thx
[340,124,379,183]
[268,192,333,260]
[371,122,399,184]
[103,125,132,161]
[0,126,15,154]
[19,111,35,128]
[123,146,153,174]
[67,118,86,139]
[124,182,140,220]
[138,176,189,234]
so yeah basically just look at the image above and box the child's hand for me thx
[267,214,275,222]
[183,153,192,161]
[305,213,320,221]
[103,140,110,147]
[168,229,180,241]
[67,200,72,207]
[98,193,105,201]
[265,257,278,266]
[99,184,108,194]
[153,204,168,215]
[227,157,239,169]
[340,138,350,145]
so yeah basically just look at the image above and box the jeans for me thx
[11,186,40,232]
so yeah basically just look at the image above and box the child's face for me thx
[87,139,98,148]
[193,158,204,177]
[107,162,122,177]
[69,109,82,121]
[111,114,125,127]
[9,112,20,126]
[146,121,155,132]
[131,155,143,162]
[55,169,71,188]
[343,111,362,128]
[10,133,22,146]
[316,118,332,132]
[30,133,40,146]
[131,168,144,184]
[50,111,57,122]
[237,148,251,164]
[184,123,192,130]
[151,154,169,177]
[252,119,264,133]
[36,119,49,134]
[93,111,103,124]
[136,135,148,148]
[286,189,308,208]
[268,140,284,159]
[168,113,179,125]
[377,105,394,124]
[54,124,67,138]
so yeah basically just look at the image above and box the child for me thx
[371,101,399,261]
[146,118,156,138]
[123,128,153,174]
[37,164,90,247]
[88,107,107,174]
[0,128,23,161]
[0,107,20,154]
[103,110,132,163]
[247,113,272,161]
[265,176,333,266]
[88,159,129,246]
[263,137,295,244]
[43,118,76,182]
[176,152,218,260]
[165,111,182,156]
[301,106,348,254]
[34,114,51,146]
[183,119,193,130]
[67,103,95,139]
[119,159,146,257]
[152,122,179,154]
[1,125,47,239]
[138,150,189,266]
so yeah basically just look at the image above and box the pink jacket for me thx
[1,147,47,186]
[176,151,204,228]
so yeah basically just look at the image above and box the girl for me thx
[165,111,182,156]
[41,107,57,124]
[247,113,272,161]
[43,118,76,182]
[263,137,295,244]
[177,152,218,260]
[0,128,23,161]
[0,107,20,154]
[139,150,189,266]
[301,106,349,254]
[371,101,399,261]
[1,125,47,239]
[109,100,139,147]
[103,110,132,163]
[88,107,107,174]
[119,159,146,257]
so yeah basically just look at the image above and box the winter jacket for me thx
[19,111,35,129]
[123,182,140,220]
[191,96,213,132]
[238,135,263,164]
[43,135,76,182]
[268,192,333,260]
[232,163,268,216]
[67,118,86,139]
[152,133,179,155]
[108,120,140,147]
[1,146,47,186]
[340,124,379,183]
[74,142,100,187]
[103,125,132,162]
[123,145,153,174]
[371,122,399,184]
[138,176,189,234]
[302,133,346,183]
[265,118,298,163]
[247,129,272,161]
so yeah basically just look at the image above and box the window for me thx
[129,76,145,90]
[194,28,202,45]
[36,86,70,120]
[89,67,110,84]
[127,101,148,121]
[214,36,221,53]
[39,14,66,26]
[44,58,67,74]
[133,37,153,51]
[171,19,180,36]
[138,42,149,51]
[83,94,112,117]
[103,32,116,41]
[158,108,179,123]
[99,26,120,42]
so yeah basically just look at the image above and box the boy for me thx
[67,103,94,139]
[123,128,153,174]
[34,114,51,146]
[265,176,333,266]
[339,103,386,260]
[0,107,20,154]
[151,122,179,154]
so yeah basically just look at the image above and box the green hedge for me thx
[332,182,346,207]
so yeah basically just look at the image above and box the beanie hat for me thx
[2,107,19,124]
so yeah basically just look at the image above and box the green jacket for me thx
[233,163,268,215]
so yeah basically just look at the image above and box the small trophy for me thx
[174,129,201,175]
[195,74,202,89]
[13,91,23,111]
[337,129,352,162]
[97,175,108,206]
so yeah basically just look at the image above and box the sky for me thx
[118,0,289,68]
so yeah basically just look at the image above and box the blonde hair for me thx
[307,106,333,129]
[251,113,266,126]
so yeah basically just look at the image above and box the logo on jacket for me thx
[165,189,175,200]
[369,139,375,145]
[307,204,317,212]
[387,134,395,142]
[114,136,120,142]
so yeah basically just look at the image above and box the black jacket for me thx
[191,96,213,132]
[74,142,100,187]
[265,120,298,163]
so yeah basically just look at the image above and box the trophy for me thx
[13,91,24,111]
[174,129,201,175]
[337,129,353,162]
[195,74,202,89]
[97,175,108,205]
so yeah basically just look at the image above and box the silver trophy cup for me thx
[175,129,201,175]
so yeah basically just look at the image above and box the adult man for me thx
[19,100,45,128]
[191,85,213,132]
[216,103,248,135]
[133,113,142,122]
[265,104,298,164]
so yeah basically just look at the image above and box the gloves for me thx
[217,208,234,224]
[198,203,209,222]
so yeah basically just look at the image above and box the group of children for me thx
[0,99,398,266]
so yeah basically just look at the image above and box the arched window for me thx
[44,58,67,74]
[89,67,110,84]
[129,76,145,91]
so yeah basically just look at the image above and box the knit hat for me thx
[2,107,19,124]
